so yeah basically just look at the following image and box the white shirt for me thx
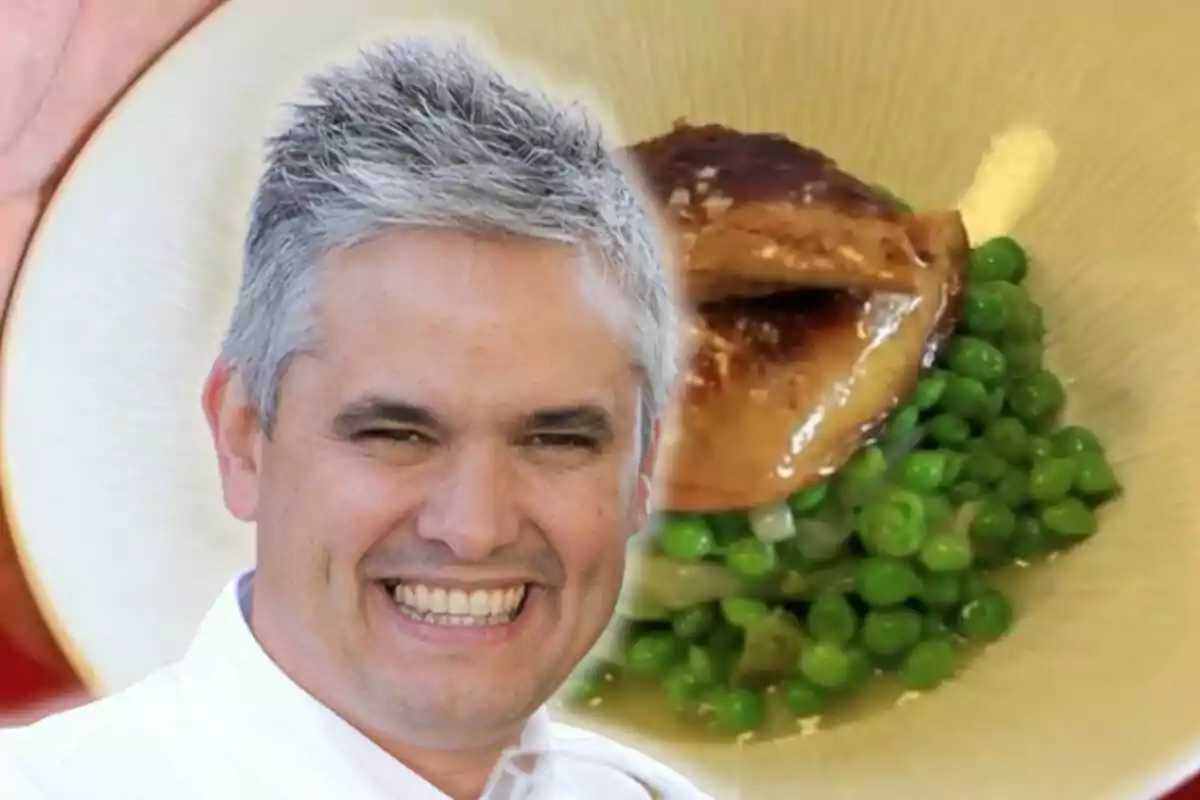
[0,572,711,800]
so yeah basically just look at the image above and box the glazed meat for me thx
[624,123,968,512]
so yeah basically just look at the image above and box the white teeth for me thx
[390,582,527,626]
[430,588,447,614]
[469,590,490,616]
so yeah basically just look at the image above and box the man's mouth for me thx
[380,581,530,627]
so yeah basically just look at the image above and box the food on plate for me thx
[630,123,967,511]
[562,123,1122,740]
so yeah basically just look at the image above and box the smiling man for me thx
[0,38,709,800]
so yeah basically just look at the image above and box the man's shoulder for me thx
[547,720,716,799]
[0,668,187,796]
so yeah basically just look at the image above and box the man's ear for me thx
[201,360,263,522]
[631,418,662,536]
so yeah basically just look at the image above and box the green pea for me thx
[969,497,1017,542]
[985,417,1030,463]
[957,591,1014,643]
[1073,452,1120,496]
[913,371,949,410]
[1011,516,1050,560]
[672,604,716,639]
[995,470,1030,508]
[859,490,926,558]
[799,641,853,689]
[725,537,778,578]
[1003,340,1043,378]
[958,571,992,603]
[919,533,973,572]
[783,679,826,717]
[789,481,830,515]
[807,591,858,645]
[922,613,952,640]
[946,336,1007,384]
[979,385,1008,423]
[839,446,889,505]
[949,480,985,504]
[626,632,681,678]
[1040,498,1098,539]
[861,608,923,656]
[1028,457,1077,503]
[900,638,958,690]
[1009,299,1045,340]
[963,282,1014,336]
[941,451,968,485]
[1028,435,1055,462]
[707,511,752,547]
[712,687,764,733]
[845,445,888,482]
[659,515,716,561]
[885,403,922,441]
[662,664,703,715]
[940,375,989,417]
[928,414,971,446]
[720,597,769,628]
[855,557,922,607]
[899,451,948,492]
[1007,370,1066,426]
[920,571,962,607]
[969,236,1028,284]
[844,646,875,688]
[1051,425,1105,456]
[964,447,1008,485]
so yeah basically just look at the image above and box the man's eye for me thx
[526,432,598,450]
[360,429,433,445]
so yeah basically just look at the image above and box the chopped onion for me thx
[628,555,744,609]
[953,501,981,536]
[748,501,797,543]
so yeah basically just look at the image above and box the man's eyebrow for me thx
[519,404,616,438]
[331,396,442,434]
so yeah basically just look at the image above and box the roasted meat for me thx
[624,123,968,512]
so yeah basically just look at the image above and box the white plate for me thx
[5,1,1200,798]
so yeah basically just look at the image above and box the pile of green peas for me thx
[567,205,1121,738]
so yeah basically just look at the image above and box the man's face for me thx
[206,229,652,749]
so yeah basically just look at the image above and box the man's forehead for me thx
[317,227,641,354]
[303,227,646,405]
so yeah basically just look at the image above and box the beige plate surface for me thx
[4,1,1200,797]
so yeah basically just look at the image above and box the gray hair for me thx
[220,37,680,449]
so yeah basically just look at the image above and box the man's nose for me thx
[415,442,520,562]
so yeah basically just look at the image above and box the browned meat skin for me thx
[630,121,896,217]
[623,122,968,512]
[626,122,928,302]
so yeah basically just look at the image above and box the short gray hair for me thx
[221,37,680,447]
